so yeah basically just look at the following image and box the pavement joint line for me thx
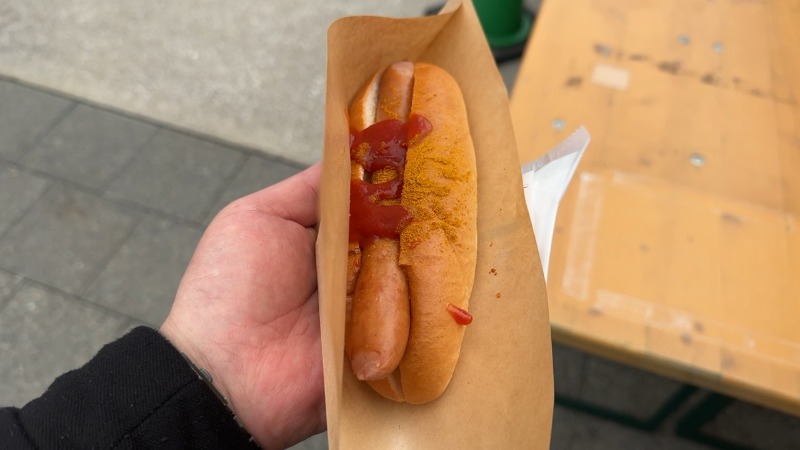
[14,101,79,163]
[0,74,311,170]
[0,178,55,243]
[11,276,148,328]
[0,156,208,230]
[101,192,208,230]
[2,150,113,197]
[95,123,162,193]
[0,268,26,315]
[197,149,251,223]
[75,212,145,298]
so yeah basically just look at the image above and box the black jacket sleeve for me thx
[0,326,258,449]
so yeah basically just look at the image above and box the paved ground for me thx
[0,0,424,165]
[2,1,800,449]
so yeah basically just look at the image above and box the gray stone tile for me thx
[0,162,50,235]
[85,216,202,326]
[106,130,245,222]
[579,355,684,420]
[0,283,131,407]
[498,58,522,96]
[551,405,577,450]
[206,155,301,223]
[20,104,158,189]
[0,1,423,166]
[701,400,800,450]
[0,80,75,161]
[288,432,327,450]
[556,405,711,450]
[0,268,24,305]
[553,342,588,398]
[0,186,139,295]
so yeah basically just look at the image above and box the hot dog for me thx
[345,61,478,404]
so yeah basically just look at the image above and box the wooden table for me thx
[510,0,800,416]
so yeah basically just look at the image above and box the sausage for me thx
[348,238,410,380]
[346,62,414,381]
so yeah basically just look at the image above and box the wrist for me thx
[159,318,236,409]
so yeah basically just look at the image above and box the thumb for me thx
[243,162,321,227]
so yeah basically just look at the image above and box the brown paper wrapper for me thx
[316,1,553,448]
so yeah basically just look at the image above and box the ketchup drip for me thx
[349,114,431,246]
[446,303,473,325]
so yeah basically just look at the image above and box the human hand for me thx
[160,163,325,449]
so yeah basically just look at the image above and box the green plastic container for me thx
[474,0,533,48]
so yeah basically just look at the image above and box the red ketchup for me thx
[446,303,473,325]
[349,114,431,246]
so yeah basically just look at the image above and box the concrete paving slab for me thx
[0,162,50,235]
[85,216,202,326]
[0,282,132,407]
[556,405,712,450]
[0,268,24,307]
[288,432,328,450]
[498,57,522,96]
[0,1,425,165]
[0,79,74,161]
[579,353,685,420]
[105,129,245,222]
[551,405,578,450]
[702,399,800,449]
[205,154,302,223]
[20,104,158,190]
[553,342,588,398]
[0,185,139,295]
